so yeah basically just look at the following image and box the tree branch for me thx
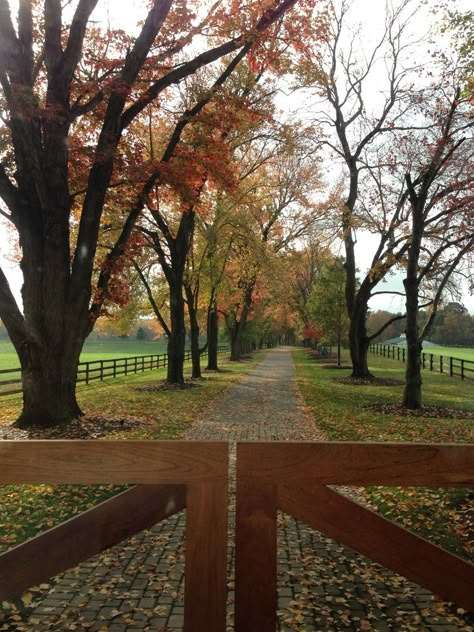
[0,164,19,221]
[120,0,298,128]
[133,262,171,338]
[0,265,26,351]
[368,311,406,343]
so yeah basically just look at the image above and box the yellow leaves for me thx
[21,593,33,606]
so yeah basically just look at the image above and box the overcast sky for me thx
[0,0,473,314]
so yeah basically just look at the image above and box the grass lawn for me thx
[0,351,264,556]
[292,348,474,560]
[0,339,171,372]
[423,346,474,361]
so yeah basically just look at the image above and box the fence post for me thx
[100,360,104,381]
[440,356,443,374]
[402,348,405,363]
[85,363,90,385]
[461,360,465,380]
[422,353,426,369]
[449,357,453,377]
[113,359,117,378]
[430,354,433,372]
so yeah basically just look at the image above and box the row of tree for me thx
[0,0,473,426]
[0,0,328,426]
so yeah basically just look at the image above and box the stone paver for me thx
[10,348,473,631]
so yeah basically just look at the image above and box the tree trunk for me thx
[230,325,244,361]
[402,224,423,406]
[185,284,201,379]
[403,298,424,406]
[15,340,83,428]
[206,300,219,370]
[403,278,422,407]
[349,300,372,378]
[227,281,255,361]
[167,284,186,384]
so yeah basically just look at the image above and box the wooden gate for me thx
[235,442,474,631]
[0,441,228,631]
[1,440,473,631]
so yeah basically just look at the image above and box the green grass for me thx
[292,348,474,559]
[0,352,265,555]
[0,339,171,372]
[422,345,474,361]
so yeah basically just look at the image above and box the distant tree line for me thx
[367,303,474,347]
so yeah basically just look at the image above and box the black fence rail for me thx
[0,367,22,397]
[369,343,474,382]
[0,346,230,398]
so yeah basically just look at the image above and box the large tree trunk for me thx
[402,289,422,408]
[349,299,372,378]
[167,284,186,384]
[402,194,423,409]
[206,300,219,371]
[13,331,85,428]
[16,356,82,428]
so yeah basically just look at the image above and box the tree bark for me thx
[206,299,219,371]
[166,281,186,384]
[230,325,245,361]
[227,279,255,361]
[349,297,372,378]
[402,277,422,408]
[185,283,201,379]
[402,184,424,409]
[14,336,84,428]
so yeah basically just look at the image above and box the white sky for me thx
[0,0,473,314]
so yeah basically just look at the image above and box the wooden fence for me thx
[0,346,230,398]
[369,343,474,381]
[0,441,473,631]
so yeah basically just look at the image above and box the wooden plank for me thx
[0,378,22,386]
[235,448,277,632]
[0,388,22,397]
[0,367,21,375]
[0,441,228,484]
[185,480,228,632]
[278,483,474,611]
[0,484,186,601]
[236,442,474,487]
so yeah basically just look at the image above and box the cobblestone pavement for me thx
[12,348,473,631]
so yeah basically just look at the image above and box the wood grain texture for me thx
[0,441,228,484]
[235,445,277,632]
[185,480,228,632]
[0,484,186,601]
[237,442,474,486]
[278,483,474,611]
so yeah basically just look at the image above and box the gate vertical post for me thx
[235,444,277,632]
[185,451,228,632]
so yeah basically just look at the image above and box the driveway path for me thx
[22,348,471,631]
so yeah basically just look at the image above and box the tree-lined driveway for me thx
[25,348,470,631]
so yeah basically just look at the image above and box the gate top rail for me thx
[236,441,474,487]
[0,440,229,485]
